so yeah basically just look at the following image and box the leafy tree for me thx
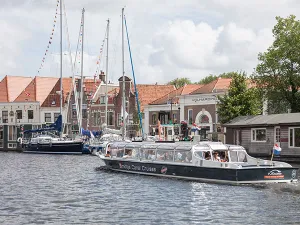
[218,71,239,79]
[196,72,239,85]
[167,77,191,88]
[217,72,262,124]
[196,74,218,85]
[254,15,300,113]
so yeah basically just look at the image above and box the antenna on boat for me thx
[59,0,63,137]
[105,18,110,125]
[79,8,85,134]
[121,8,126,140]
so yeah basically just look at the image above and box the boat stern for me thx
[237,167,298,184]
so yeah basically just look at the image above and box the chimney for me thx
[99,71,106,83]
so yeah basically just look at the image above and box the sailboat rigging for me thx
[22,1,83,154]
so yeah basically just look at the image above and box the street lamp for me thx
[213,94,218,133]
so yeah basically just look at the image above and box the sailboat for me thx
[22,0,83,154]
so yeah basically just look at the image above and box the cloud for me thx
[0,0,298,84]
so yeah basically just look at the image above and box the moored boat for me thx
[98,141,298,184]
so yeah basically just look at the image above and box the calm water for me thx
[1,152,300,225]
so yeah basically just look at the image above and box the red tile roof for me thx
[0,76,8,102]
[136,84,175,110]
[0,75,32,102]
[150,84,203,105]
[190,78,232,95]
[84,79,101,100]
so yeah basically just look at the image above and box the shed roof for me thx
[224,113,300,127]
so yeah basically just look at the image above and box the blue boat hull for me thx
[23,142,84,155]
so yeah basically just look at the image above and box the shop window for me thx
[251,128,266,142]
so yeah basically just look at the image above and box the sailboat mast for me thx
[105,19,110,125]
[79,8,85,133]
[59,0,63,137]
[122,8,126,140]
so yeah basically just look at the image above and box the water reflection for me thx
[0,152,300,225]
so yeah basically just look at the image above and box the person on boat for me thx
[123,150,132,158]
[220,151,229,162]
[105,145,111,157]
[205,151,211,160]
[213,152,221,161]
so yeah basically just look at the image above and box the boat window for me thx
[237,151,247,162]
[140,149,156,160]
[193,151,205,160]
[115,147,125,158]
[110,146,118,157]
[215,151,229,162]
[174,151,192,163]
[229,150,247,162]
[229,151,238,162]
[204,151,211,160]
[156,150,174,162]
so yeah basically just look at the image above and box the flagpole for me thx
[59,0,63,137]
[121,8,126,141]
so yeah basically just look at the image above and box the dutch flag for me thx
[273,144,282,155]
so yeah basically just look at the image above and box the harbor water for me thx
[1,152,300,225]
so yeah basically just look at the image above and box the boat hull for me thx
[23,142,83,155]
[100,158,298,184]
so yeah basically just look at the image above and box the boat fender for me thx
[37,143,39,150]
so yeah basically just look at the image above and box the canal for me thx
[0,152,300,224]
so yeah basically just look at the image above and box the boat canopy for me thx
[108,141,246,153]
[24,115,62,133]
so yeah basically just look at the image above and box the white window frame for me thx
[8,143,17,149]
[107,111,114,126]
[0,126,3,148]
[100,96,105,104]
[188,109,193,124]
[289,127,300,148]
[44,113,52,123]
[274,126,280,144]
[117,113,122,126]
[8,125,17,141]
[251,128,267,142]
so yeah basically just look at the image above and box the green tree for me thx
[196,74,217,85]
[254,15,300,113]
[196,72,239,85]
[167,77,191,88]
[217,72,262,124]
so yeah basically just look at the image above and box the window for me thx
[0,126,3,148]
[275,127,280,143]
[2,111,8,123]
[173,113,177,123]
[188,109,193,124]
[100,96,105,104]
[93,112,101,126]
[199,114,209,123]
[117,113,122,126]
[251,128,266,142]
[108,111,114,126]
[289,127,300,148]
[82,104,87,119]
[28,110,34,119]
[8,143,17,149]
[54,113,60,122]
[152,114,157,125]
[45,113,51,122]
[8,125,17,141]
[72,104,77,118]
[16,110,22,119]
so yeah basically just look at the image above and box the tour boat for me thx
[98,141,298,184]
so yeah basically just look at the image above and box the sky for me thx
[1,0,300,84]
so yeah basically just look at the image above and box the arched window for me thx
[199,114,209,123]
